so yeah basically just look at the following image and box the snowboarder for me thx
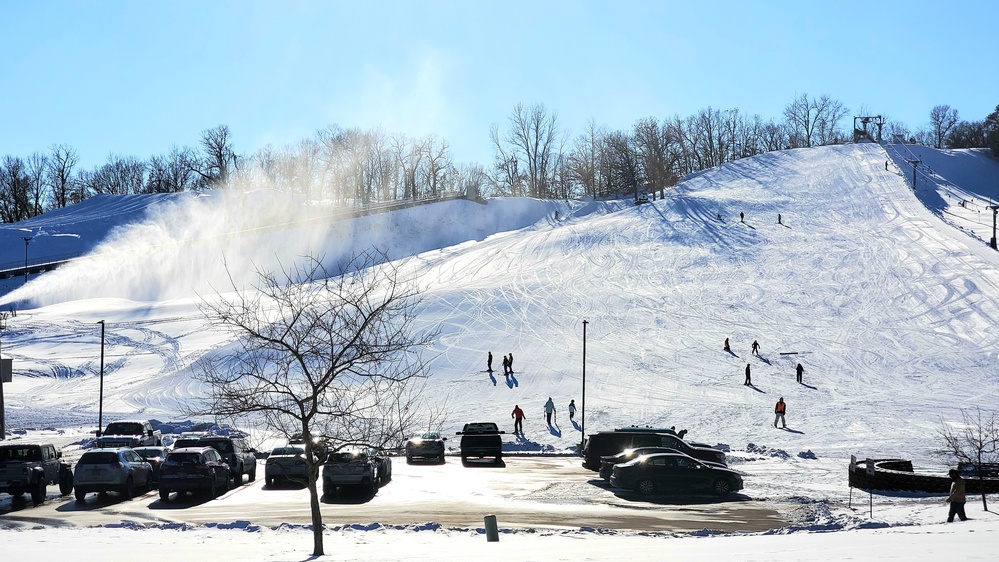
[511,405,526,435]
[544,397,556,426]
[740,211,745,223]
[568,399,577,421]
[946,469,968,522]
[796,362,804,384]
[487,351,493,372]
[774,397,786,428]
[502,354,510,376]
[723,337,730,352]
[744,363,752,386]
[751,340,760,356]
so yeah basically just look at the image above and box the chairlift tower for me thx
[853,115,885,143]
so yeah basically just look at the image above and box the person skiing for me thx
[568,399,577,421]
[511,405,526,435]
[544,397,556,426]
[777,213,782,225]
[487,351,493,372]
[751,340,760,356]
[740,211,745,223]
[946,469,968,522]
[796,362,804,383]
[508,353,514,375]
[774,397,786,428]
[502,354,510,376]
[724,337,730,352]
[744,363,752,386]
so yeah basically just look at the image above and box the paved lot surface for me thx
[1,456,785,532]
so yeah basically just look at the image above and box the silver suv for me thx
[73,448,153,502]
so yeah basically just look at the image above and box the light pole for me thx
[22,236,32,285]
[581,319,588,452]
[988,206,998,250]
[98,320,105,436]
[0,312,8,440]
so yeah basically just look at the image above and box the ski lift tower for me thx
[853,115,885,143]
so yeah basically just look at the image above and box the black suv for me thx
[456,422,504,463]
[582,427,725,470]
[192,436,258,485]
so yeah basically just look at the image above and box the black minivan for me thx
[582,427,725,470]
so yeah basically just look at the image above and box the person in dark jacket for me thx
[487,351,493,372]
[751,340,760,356]
[744,363,752,386]
[796,363,804,383]
[724,338,730,352]
[947,469,968,522]
[502,354,510,376]
[568,399,577,421]
[508,353,514,375]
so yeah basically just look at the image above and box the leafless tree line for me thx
[5,95,998,223]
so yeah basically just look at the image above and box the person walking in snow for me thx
[487,351,493,373]
[946,469,968,522]
[740,211,745,223]
[796,362,804,384]
[751,340,760,356]
[511,405,526,435]
[544,397,556,426]
[568,399,577,421]
[744,363,752,386]
[724,338,730,352]
[508,353,514,375]
[774,397,787,428]
[777,213,782,225]
[502,354,510,376]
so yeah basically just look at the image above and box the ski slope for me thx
[1,143,998,516]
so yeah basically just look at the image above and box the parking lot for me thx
[1,455,785,532]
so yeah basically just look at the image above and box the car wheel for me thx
[713,478,732,496]
[266,477,274,487]
[31,479,46,506]
[59,466,74,495]
[438,453,445,464]
[248,465,256,482]
[159,489,170,502]
[75,489,87,502]
[636,479,656,496]
[406,455,413,464]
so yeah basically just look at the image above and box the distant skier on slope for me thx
[724,338,730,352]
[487,351,493,373]
[502,354,510,376]
[751,340,760,356]
[511,405,526,435]
[796,363,804,384]
[544,397,556,426]
[744,363,752,386]
[774,397,787,428]
[568,399,577,421]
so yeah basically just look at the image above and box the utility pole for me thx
[98,320,105,436]
[0,312,8,440]
[988,206,999,250]
[905,159,921,190]
[581,319,588,452]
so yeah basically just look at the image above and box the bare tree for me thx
[194,251,437,557]
[938,407,999,511]
[0,156,30,222]
[25,151,49,216]
[193,124,240,187]
[929,105,960,149]
[783,94,848,148]
[566,119,606,198]
[503,103,560,198]
[47,144,78,208]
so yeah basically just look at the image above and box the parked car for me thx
[184,435,258,485]
[158,447,231,501]
[609,452,743,496]
[405,432,446,463]
[582,427,725,470]
[321,449,391,498]
[0,442,73,505]
[73,448,153,502]
[133,446,169,484]
[456,422,504,463]
[598,446,678,481]
[265,444,312,486]
[94,419,161,448]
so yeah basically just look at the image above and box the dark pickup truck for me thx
[456,422,505,463]
[0,443,74,506]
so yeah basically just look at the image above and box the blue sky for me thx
[2,0,996,171]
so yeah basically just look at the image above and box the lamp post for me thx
[98,320,105,436]
[0,312,8,440]
[988,206,998,250]
[22,237,32,285]
[581,319,588,452]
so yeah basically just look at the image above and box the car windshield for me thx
[167,452,203,464]
[272,447,304,456]
[104,422,144,435]
[172,439,201,449]
[420,433,440,440]
[0,446,42,461]
[330,452,365,463]
[79,452,120,464]
[202,440,234,454]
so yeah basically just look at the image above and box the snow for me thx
[2,143,999,558]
